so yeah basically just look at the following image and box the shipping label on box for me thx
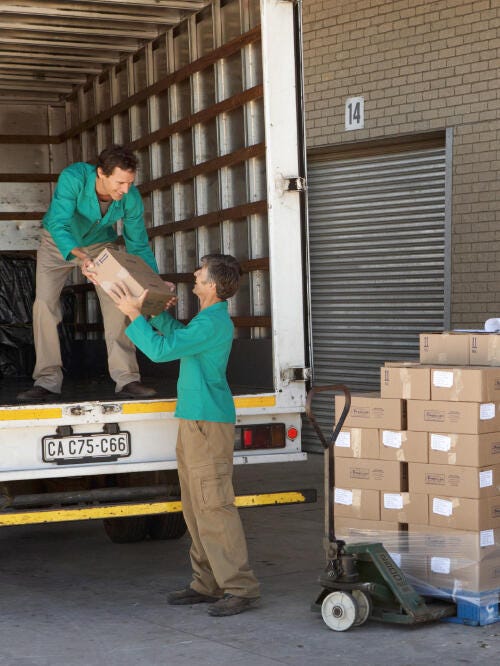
[430,367,500,402]
[333,487,380,520]
[334,428,380,459]
[420,332,470,365]
[429,495,500,531]
[470,333,500,366]
[380,492,429,524]
[335,393,406,430]
[381,365,431,400]
[335,457,408,492]
[429,431,500,467]
[94,247,175,317]
[407,399,500,434]
[408,462,500,499]
[379,430,428,463]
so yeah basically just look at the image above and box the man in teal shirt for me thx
[108,253,260,617]
[18,144,157,401]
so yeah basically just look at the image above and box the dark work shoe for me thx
[117,381,157,399]
[207,594,260,617]
[167,587,220,606]
[17,386,61,402]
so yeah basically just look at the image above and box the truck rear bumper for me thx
[0,489,317,527]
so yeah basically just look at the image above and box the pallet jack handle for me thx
[305,385,351,546]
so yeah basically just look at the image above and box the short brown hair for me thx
[201,254,242,300]
[97,144,137,176]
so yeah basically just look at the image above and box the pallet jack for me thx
[306,385,456,631]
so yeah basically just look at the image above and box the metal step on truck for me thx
[0,0,312,542]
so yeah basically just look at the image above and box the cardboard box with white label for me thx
[428,431,500,467]
[409,462,500,499]
[380,491,428,524]
[334,428,380,459]
[430,366,500,402]
[408,524,500,561]
[407,399,500,434]
[93,247,175,317]
[333,487,380,520]
[429,495,500,531]
[379,430,428,463]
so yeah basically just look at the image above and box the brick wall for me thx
[302,0,500,326]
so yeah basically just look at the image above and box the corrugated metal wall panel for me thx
[303,146,446,451]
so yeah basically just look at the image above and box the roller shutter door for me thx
[303,144,447,451]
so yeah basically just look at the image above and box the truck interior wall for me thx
[0,0,275,394]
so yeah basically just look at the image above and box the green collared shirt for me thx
[42,162,158,271]
[126,301,236,423]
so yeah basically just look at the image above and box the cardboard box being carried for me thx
[419,332,469,365]
[335,393,406,431]
[407,399,500,434]
[429,431,500,467]
[430,367,500,402]
[93,247,175,317]
[429,495,500,531]
[408,462,500,499]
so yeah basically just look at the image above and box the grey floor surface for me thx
[0,453,498,665]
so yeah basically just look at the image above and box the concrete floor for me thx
[0,453,498,666]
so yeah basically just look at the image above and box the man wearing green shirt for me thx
[108,253,260,617]
[18,144,157,401]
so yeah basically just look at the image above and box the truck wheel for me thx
[103,516,149,543]
[148,513,187,540]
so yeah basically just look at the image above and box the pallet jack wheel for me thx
[321,591,359,632]
[351,590,372,626]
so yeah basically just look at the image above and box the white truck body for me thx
[0,0,309,529]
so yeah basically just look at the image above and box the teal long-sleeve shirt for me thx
[125,301,236,423]
[43,162,158,272]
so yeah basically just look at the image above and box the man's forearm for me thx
[71,247,92,262]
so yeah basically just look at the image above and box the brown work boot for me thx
[17,385,61,402]
[207,594,260,617]
[117,381,156,398]
[167,587,219,606]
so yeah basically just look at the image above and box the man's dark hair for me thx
[201,254,242,300]
[97,144,137,176]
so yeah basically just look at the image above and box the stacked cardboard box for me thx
[331,332,500,597]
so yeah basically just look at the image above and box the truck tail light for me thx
[235,424,286,450]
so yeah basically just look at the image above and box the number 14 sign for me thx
[345,96,364,130]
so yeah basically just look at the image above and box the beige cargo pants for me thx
[176,419,260,599]
[32,230,140,393]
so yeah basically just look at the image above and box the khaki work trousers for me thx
[32,230,140,393]
[176,419,260,599]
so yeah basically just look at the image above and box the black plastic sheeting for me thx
[0,255,75,378]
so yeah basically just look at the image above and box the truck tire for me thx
[103,516,150,543]
[148,513,187,540]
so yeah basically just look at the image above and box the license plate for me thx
[42,431,131,464]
